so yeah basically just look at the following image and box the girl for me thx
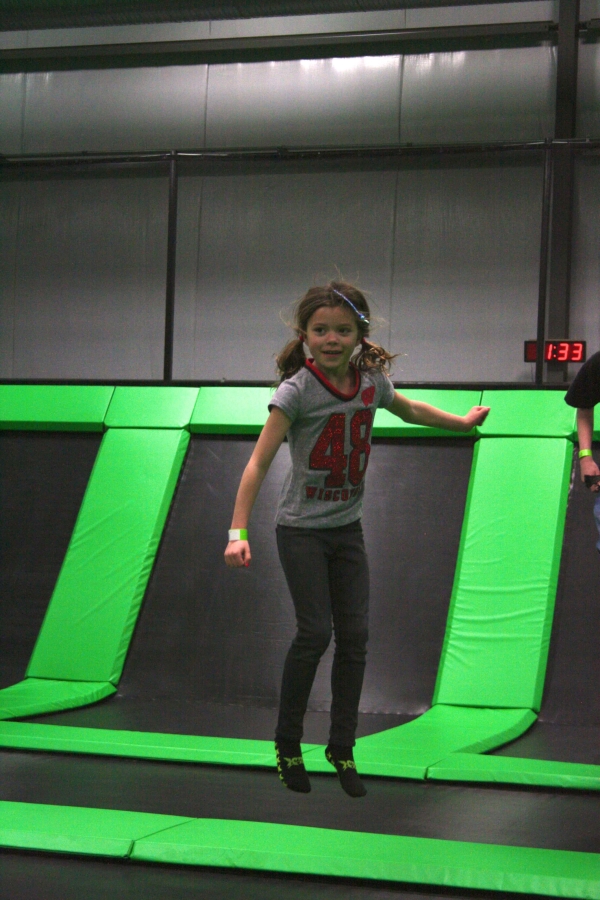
[224,281,489,798]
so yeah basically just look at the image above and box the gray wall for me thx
[0,47,556,155]
[570,158,600,378]
[174,158,542,382]
[0,171,168,379]
[0,2,594,382]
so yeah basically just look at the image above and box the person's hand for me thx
[224,540,251,568]
[462,406,490,431]
[580,454,600,492]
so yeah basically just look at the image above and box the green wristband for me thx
[228,528,248,541]
[579,448,593,459]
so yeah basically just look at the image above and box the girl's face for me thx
[304,305,360,379]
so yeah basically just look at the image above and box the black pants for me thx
[275,520,369,747]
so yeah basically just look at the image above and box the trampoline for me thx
[1,384,599,900]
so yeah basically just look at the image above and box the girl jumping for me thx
[224,281,489,798]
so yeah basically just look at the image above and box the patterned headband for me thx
[331,288,370,327]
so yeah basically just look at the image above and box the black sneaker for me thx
[275,740,311,793]
[326,744,367,797]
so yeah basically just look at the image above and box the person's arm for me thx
[388,392,490,432]
[224,406,292,568]
[576,407,600,492]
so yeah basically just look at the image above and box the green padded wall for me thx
[189,386,484,437]
[104,387,199,429]
[0,385,114,431]
[303,706,536,779]
[190,386,272,433]
[4,803,600,898]
[26,428,189,685]
[373,389,483,437]
[132,817,600,897]
[0,801,190,858]
[434,436,572,711]
[429,752,600,791]
[0,722,292,766]
[479,390,576,438]
[0,680,115,721]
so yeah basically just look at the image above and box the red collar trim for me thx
[305,359,361,401]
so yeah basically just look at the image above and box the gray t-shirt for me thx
[269,360,396,528]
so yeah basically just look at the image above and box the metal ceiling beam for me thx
[0,21,556,70]
[0,0,557,32]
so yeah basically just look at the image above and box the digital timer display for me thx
[524,340,586,364]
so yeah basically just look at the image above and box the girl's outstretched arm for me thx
[389,392,490,432]
[224,406,292,568]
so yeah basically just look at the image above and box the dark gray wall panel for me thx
[569,159,600,373]
[577,41,600,138]
[0,183,21,376]
[0,73,25,155]
[205,56,401,148]
[3,172,168,379]
[390,162,542,382]
[173,167,397,380]
[22,66,208,153]
[400,46,556,143]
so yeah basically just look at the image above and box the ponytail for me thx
[354,336,395,374]
[276,334,306,382]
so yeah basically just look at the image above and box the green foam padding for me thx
[104,387,199,428]
[0,801,191,858]
[433,437,572,711]
[190,386,273,433]
[0,679,116,721]
[428,753,600,791]
[303,705,535,778]
[0,707,530,777]
[27,428,190,684]
[0,385,114,431]
[373,389,483,437]
[190,387,483,436]
[479,390,576,438]
[132,817,600,896]
[0,722,315,767]
[4,804,600,896]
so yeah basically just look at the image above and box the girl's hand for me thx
[580,454,600,492]
[462,406,490,431]
[224,540,251,568]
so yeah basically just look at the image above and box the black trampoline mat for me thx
[0,850,557,900]
[0,431,101,689]
[25,698,413,744]
[0,851,568,900]
[26,436,473,739]
[3,750,600,854]
[493,721,600,764]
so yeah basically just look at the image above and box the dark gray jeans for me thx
[275,519,369,747]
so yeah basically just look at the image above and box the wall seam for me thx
[202,62,210,148]
[388,168,400,357]
[192,177,205,380]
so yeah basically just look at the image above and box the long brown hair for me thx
[276,281,395,382]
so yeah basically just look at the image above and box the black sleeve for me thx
[565,351,600,408]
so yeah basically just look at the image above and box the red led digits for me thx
[572,342,584,362]
[527,341,586,363]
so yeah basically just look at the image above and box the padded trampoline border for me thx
[0,385,600,864]
[2,801,600,898]
[0,386,583,783]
